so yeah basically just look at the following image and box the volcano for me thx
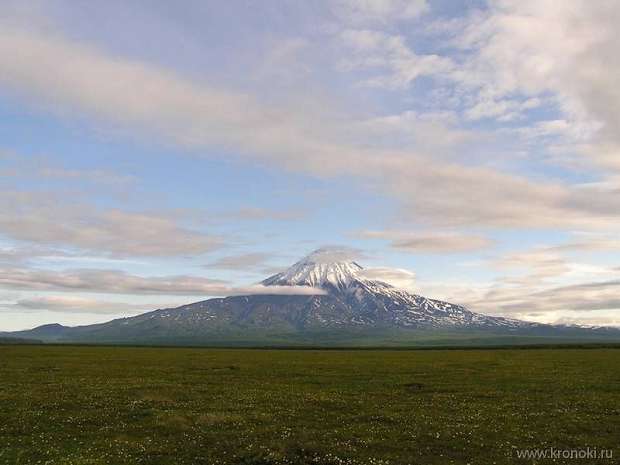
[4,248,620,346]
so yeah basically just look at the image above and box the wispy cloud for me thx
[339,28,453,89]
[333,0,429,24]
[358,230,493,253]
[0,191,220,257]
[0,266,325,297]
[359,266,417,290]
[204,253,273,271]
[222,207,307,222]
[2,295,175,315]
[444,0,620,172]
[2,24,619,232]
[464,279,620,318]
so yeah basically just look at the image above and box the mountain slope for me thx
[4,248,620,346]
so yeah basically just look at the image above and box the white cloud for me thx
[0,191,219,257]
[464,97,541,121]
[415,274,620,327]
[204,253,273,271]
[357,110,474,156]
[0,266,325,297]
[359,230,493,253]
[2,25,620,232]
[533,310,620,328]
[447,0,620,171]
[492,249,571,283]
[4,295,171,315]
[359,266,417,290]
[222,207,307,222]
[410,236,620,326]
[549,236,620,253]
[340,29,453,88]
[334,0,429,23]
[467,279,620,317]
[338,0,620,176]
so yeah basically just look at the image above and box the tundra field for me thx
[0,346,618,465]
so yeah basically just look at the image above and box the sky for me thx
[1,0,620,331]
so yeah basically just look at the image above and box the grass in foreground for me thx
[0,346,618,465]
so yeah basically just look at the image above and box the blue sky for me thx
[1,0,620,330]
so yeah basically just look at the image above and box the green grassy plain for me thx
[0,346,618,465]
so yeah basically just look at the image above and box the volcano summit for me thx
[5,249,620,346]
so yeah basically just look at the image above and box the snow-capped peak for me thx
[261,248,363,290]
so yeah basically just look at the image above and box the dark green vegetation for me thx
[1,346,618,465]
[0,337,40,345]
